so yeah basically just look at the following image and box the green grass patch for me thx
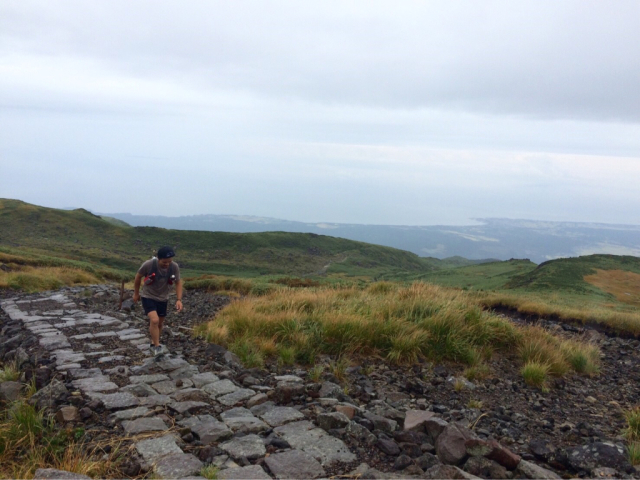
[521,361,549,389]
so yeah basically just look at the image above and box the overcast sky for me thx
[2,1,640,226]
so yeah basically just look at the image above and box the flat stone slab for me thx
[94,331,117,338]
[39,336,70,350]
[178,415,233,444]
[121,383,158,397]
[108,406,150,422]
[220,434,266,461]
[168,364,200,380]
[264,449,326,479]
[72,376,118,393]
[170,388,210,403]
[129,374,170,384]
[217,388,256,406]
[33,468,90,479]
[154,453,203,479]
[191,371,220,388]
[139,395,172,407]
[98,355,127,363]
[97,392,140,410]
[151,380,179,395]
[120,333,146,341]
[168,401,209,414]
[259,406,305,427]
[218,465,272,480]
[136,434,183,463]
[67,368,102,380]
[122,417,168,434]
[274,421,356,467]
[220,408,269,434]
[202,379,238,397]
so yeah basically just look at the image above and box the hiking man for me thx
[133,246,183,356]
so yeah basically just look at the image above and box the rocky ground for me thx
[0,285,638,479]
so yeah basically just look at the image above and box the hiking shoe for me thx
[151,345,164,358]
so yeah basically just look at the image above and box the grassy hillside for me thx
[0,199,435,280]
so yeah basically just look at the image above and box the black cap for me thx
[157,246,175,259]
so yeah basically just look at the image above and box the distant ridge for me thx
[99,212,640,264]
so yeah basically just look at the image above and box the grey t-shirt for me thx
[137,258,180,302]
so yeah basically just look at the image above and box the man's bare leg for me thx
[148,311,160,347]
[158,316,165,342]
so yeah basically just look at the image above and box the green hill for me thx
[0,199,435,279]
[505,254,640,297]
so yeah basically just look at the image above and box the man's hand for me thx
[133,292,140,303]
[176,300,183,312]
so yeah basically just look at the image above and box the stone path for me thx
[2,287,631,479]
[0,289,356,479]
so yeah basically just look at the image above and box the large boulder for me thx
[29,379,68,409]
[435,424,475,466]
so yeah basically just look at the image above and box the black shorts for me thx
[141,297,168,317]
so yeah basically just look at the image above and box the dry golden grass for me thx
[198,282,600,381]
[0,266,100,293]
[480,291,640,337]
[584,269,640,307]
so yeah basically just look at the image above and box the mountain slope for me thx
[0,199,436,278]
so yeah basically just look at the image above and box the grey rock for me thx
[220,434,266,461]
[265,449,326,479]
[191,371,220,388]
[122,417,168,434]
[0,381,23,403]
[139,394,172,406]
[15,347,31,367]
[71,376,118,393]
[415,453,441,471]
[33,468,91,479]
[151,380,179,395]
[217,465,271,479]
[364,412,397,434]
[377,437,401,456]
[170,388,210,403]
[121,383,158,397]
[221,407,269,434]
[169,364,200,380]
[346,421,377,445]
[135,434,183,463]
[273,420,356,467]
[424,417,449,444]
[424,464,480,479]
[393,454,414,471]
[129,374,170,384]
[29,379,68,409]
[318,381,342,398]
[108,406,150,422]
[179,415,233,444]
[259,406,305,427]
[203,379,238,397]
[168,401,209,413]
[274,375,303,383]
[463,456,509,479]
[154,453,203,479]
[564,442,633,474]
[39,335,71,350]
[67,368,102,380]
[218,388,256,406]
[96,392,140,410]
[515,459,561,479]
[317,412,350,431]
[246,393,268,409]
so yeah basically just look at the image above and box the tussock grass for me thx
[521,361,549,388]
[0,362,20,382]
[625,406,640,441]
[628,442,640,466]
[200,464,219,479]
[481,291,640,337]
[0,399,122,479]
[0,266,100,293]
[198,283,600,381]
[183,275,276,296]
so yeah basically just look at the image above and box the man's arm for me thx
[133,273,143,302]
[175,279,183,312]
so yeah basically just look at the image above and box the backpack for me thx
[143,257,177,285]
